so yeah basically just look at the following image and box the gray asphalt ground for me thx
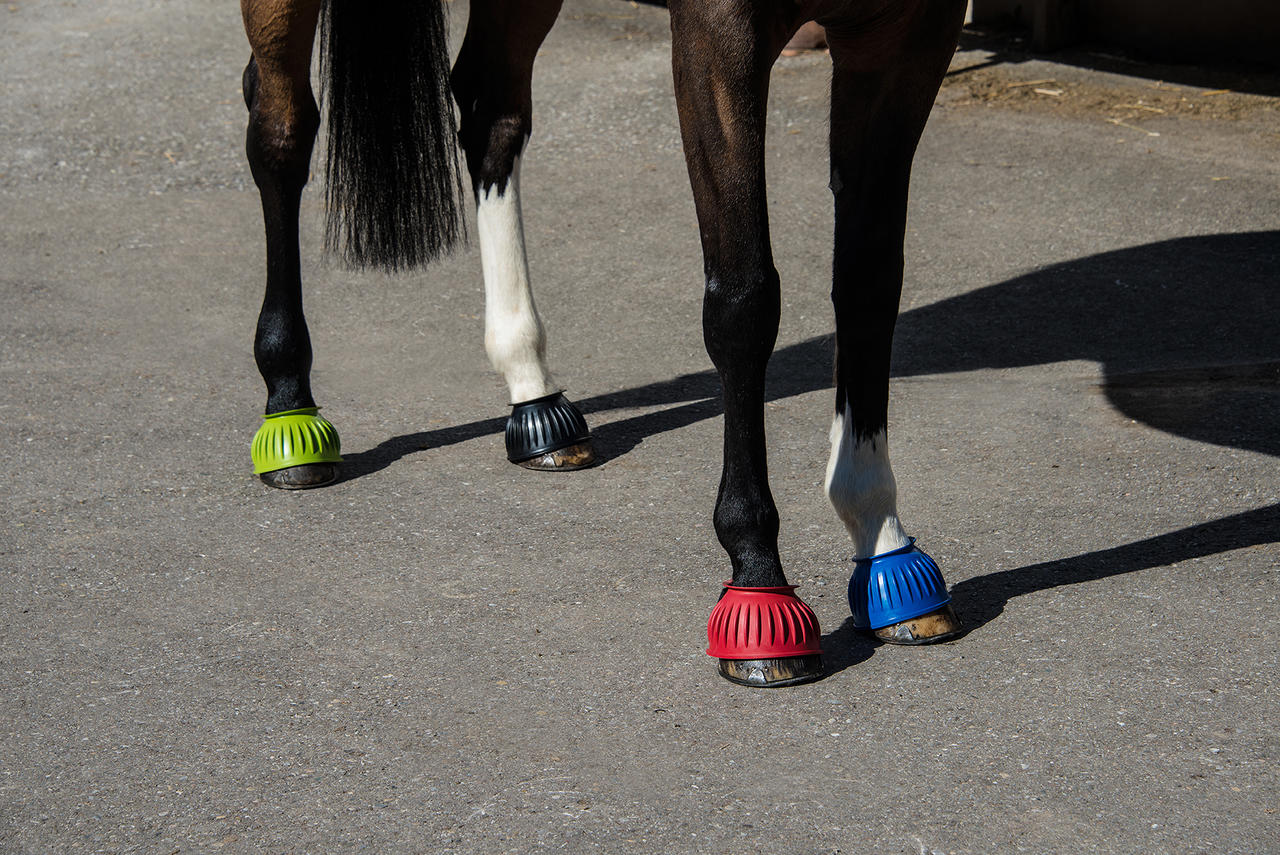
[3,1,1278,853]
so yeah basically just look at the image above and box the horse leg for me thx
[450,0,596,471]
[241,0,340,489]
[823,0,967,642]
[670,2,823,686]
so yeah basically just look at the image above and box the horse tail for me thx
[319,0,465,271]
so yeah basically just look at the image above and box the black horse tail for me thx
[320,0,465,271]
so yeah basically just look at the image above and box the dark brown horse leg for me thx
[450,0,596,472]
[241,0,338,489]
[823,0,967,641]
[670,2,823,685]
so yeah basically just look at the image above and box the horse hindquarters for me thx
[823,0,967,642]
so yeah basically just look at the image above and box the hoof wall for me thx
[717,655,824,688]
[872,604,964,645]
[516,440,598,471]
[259,463,339,490]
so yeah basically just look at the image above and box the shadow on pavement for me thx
[338,230,1279,645]
[818,502,1279,679]
[345,226,1274,453]
[336,415,507,484]
[591,230,1280,460]
[590,231,1280,459]
[950,502,1280,632]
[337,338,832,481]
[892,230,1280,458]
[343,230,1278,473]
[345,229,1278,472]
[817,617,880,680]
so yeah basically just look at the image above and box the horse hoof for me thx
[259,462,340,490]
[872,603,964,645]
[848,538,954,632]
[718,655,825,687]
[707,584,824,687]
[251,406,342,484]
[516,440,598,471]
[506,392,594,469]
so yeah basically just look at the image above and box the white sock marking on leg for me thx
[475,153,558,404]
[824,405,911,559]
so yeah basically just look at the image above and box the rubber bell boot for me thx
[251,407,342,474]
[505,392,591,463]
[707,585,824,687]
[848,538,951,630]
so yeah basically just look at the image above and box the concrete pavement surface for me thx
[3,1,1277,852]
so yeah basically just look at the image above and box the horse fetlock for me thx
[714,492,779,537]
[484,321,545,365]
[826,470,905,556]
[486,327,554,403]
[825,419,910,558]
[717,537,787,588]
